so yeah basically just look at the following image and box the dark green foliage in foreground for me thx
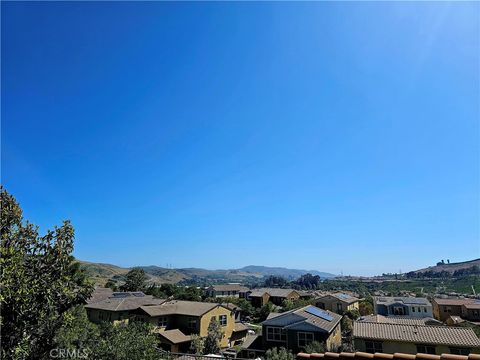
[145,283,203,301]
[266,347,295,360]
[304,341,326,354]
[56,306,159,359]
[204,319,224,355]
[0,188,94,360]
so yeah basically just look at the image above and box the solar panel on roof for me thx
[305,306,333,321]
[112,293,129,298]
[132,292,145,297]
[338,294,351,299]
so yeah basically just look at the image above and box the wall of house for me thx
[325,323,342,351]
[199,306,236,348]
[86,308,130,325]
[462,307,480,321]
[433,303,463,322]
[316,297,359,314]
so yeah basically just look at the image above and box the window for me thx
[188,317,197,330]
[298,332,314,348]
[365,341,383,353]
[424,307,427,313]
[157,316,168,327]
[266,327,286,342]
[219,315,227,326]
[412,307,416,312]
[450,348,471,355]
[444,306,452,313]
[337,303,343,312]
[416,345,436,354]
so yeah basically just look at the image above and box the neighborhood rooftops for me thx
[249,288,298,298]
[156,329,192,344]
[375,296,431,306]
[138,300,232,317]
[262,305,342,333]
[84,292,166,311]
[353,322,480,348]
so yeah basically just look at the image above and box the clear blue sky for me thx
[2,2,479,276]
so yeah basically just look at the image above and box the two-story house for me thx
[432,298,480,323]
[134,300,247,351]
[374,297,433,318]
[353,321,480,355]
[261,305,342,353]
[315,293,360,314]
[85,291,166,324]
[249,288,300,307]
[205,284,250,298]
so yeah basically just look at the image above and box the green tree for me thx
[121,267,148,291]
[344,309,360,320]
[204,318,224,354]
[341,315,353,334]
[94,322,159,360]
[265,347,295,360]
[358,300,374,316]
[190,334,205,355]
[0,188,93,359]
[304,341,325,354]
[105,278,119,291]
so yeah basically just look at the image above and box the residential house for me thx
[134,300,247,351]
[374,297,433,318]
[353,321,480,355]
[205,284,250,298]
[261,305,342,353]
[315,293,360,314]
[249,288,300,307]
[85,291,166,324]
[432,298,480,323]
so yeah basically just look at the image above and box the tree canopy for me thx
[0,188,93,359]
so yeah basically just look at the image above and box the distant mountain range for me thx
[78,260,337,286]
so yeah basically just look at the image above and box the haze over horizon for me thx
[2,2,479,276]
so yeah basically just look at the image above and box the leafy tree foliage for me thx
[256,303,274,322]
[265,347,295,360]
[190,334,205,355]
[341,315,353,334]
[204,318,223,354]
[121,267,148,291]
[293,273,322,289]
[344,309,360,320]
[264,275,289,287]
[358,300,374,316]
[55,307,159,359]
[304,341,326,354]
[0,188,93,359]
[281,298,314,312]
[105,278,119,291]
[145,283,203,301]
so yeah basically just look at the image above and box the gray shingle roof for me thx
[85,294,166,311]
[157,329,191,344]
[262,306,341,333]
[209,284,249,292]
[353,322,480,347]
[249,288,298,298]
[375,296,431,306]
[139,300,229,317]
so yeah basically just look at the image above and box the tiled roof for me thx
[85,294,166,311]
[263,305,342,333]
[297,352,480,360]
[157,329,191,344]
[353,322,480,347]
[358,315,440,326]
[139,300,229,317]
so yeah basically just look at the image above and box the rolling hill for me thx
[411,258,480,275]
[78,260,337,286]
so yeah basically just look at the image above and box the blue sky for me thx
[2,2,479,276]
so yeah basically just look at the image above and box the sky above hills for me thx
[2,2,479,276]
